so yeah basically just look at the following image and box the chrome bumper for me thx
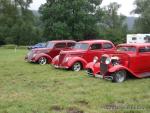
[53,65,69,69]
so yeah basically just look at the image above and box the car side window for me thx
[90,44,102,50]
[103,43,113,49]
[139,46,150,53]
[67,42,75,48]
[55,43,66,48]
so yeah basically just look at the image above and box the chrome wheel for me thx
[38,57,47,65]
[112,70,126,83]
[72,62,82,71]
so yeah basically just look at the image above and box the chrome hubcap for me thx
[73,62,81,71]
[39,57,47,65]
[116,71,125,82]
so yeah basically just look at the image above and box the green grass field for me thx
[0,48,149,113]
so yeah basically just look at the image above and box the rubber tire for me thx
[112,70,127,83]
[71,62,82,71]
[38,57,47,65]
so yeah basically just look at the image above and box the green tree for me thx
[39,0,103,40]
[0,0,18,45]
[132,0,150,33]
[0,0,42,45]
[98,2,127,43]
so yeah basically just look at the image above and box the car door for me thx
[93,42,116,60]
[85,43,102,62]
[66,42,76,50]
[49,43,66,58]
[137,46,150,73]
[102,42,116,54]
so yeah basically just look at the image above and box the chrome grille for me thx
[100,56,108,75]
[101,56,107,63]
[58,54,66,65]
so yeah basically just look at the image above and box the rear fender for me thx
[108,65,140,78]
[68,57,87,69]
[35,53,52,63]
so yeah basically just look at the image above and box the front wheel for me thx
[71,62,82,71]
[112,70,127,83]
[38,57,47,65]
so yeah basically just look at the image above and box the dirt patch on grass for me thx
[102,103,124,110]
[66,107,84,113]
[50,105,63,112]
[75,100,89,106]
[53,80,64,85]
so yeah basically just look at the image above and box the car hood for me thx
[110,51,136,57]
[60,49,86,56]
[32,48,51,54]
[103,51,137,62]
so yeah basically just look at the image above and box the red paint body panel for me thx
[87,43,150,79]
[86,62,100,75]
[52,40,116,70]
[25,40,76,64]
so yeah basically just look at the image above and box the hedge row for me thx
[0,44,27,49]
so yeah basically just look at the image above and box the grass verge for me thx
[0,48,149,113]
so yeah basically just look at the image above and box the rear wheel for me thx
[71,62,82,71]
[112,70,127,83]
[38,57,47,65]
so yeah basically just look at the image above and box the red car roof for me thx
[118,43,150,47]
[78,40,113,44]
[48,40,76,43]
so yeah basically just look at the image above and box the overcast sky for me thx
[30,0,136,16]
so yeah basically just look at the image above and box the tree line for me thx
[0,0,149,45]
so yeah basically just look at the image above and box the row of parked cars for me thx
[25,40,150,83]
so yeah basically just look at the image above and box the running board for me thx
[138,72,150,78]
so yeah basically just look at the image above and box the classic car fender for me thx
[67,57,88,69]
[51,55,59,65]
[86,62,100,75]
[34,53,52,63]
[108,65,140,78]
[86,62,95,70]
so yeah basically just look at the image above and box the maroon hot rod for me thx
[25,40,76,65]
[86,43,150,83]
[51,40,116,71]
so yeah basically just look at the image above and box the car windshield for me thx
[73,43,89,50]
[45,42,55,48]
[35,43,46,47]
[117,46,137,52]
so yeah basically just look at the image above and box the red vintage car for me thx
[25,40,76,65]
[51,40,116,71]
[86,43,150,83]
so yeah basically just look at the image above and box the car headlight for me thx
[33,54,37,58]
[93,56,98,63]
[105,57,111,64]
